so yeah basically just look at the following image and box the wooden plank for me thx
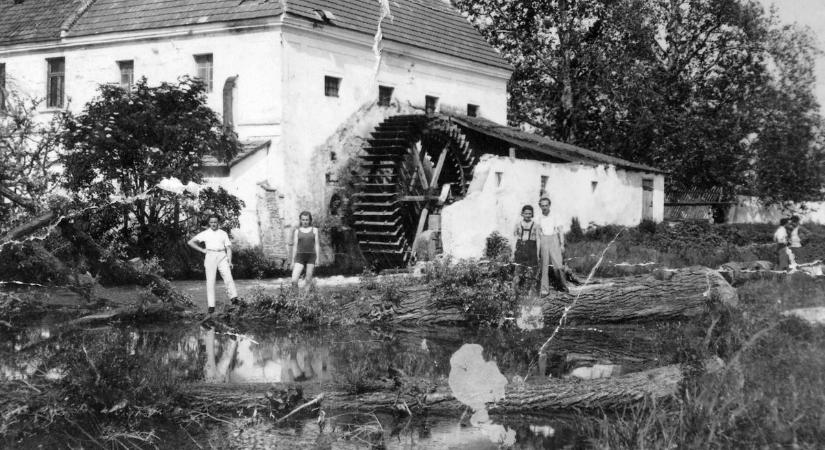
[430,144,450,189]
[438,183,451,205]
[408,143,430,191]
[411,207,429,260]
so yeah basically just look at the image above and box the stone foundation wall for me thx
[256,183,291,266]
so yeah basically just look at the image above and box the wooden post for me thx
[408,143,430,191]
[430,145,450,189]
[410,207,429,260]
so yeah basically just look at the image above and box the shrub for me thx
[484,231,511,262]
[426,257,517,327]
[567,217,585,243]
[231,247,286,279]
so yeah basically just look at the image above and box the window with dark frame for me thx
[378,85,393,106]
[467,104,479,117]
[325,76,341,97]
[425,95,438,114]
[118,60,134,89]
[46,57,65,108]
[0,63,6,111]
[194,54,213,92]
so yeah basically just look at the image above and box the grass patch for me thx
[580,276,825,448]
[566,222,825,276]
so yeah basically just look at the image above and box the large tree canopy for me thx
[60,77,243,261]
[453,0,824,202]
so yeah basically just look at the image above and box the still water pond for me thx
[2,318,685,449]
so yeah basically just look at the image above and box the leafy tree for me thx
[0,93,64,226]
[60,77,243,263]
[453,0,824,202]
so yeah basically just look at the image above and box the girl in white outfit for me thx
[187,214,239,314]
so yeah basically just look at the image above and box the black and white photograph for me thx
[1,0,825,447]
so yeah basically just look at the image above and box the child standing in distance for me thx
[187,214,239,314]
[513,205,541,295]
[291,211,321,287]
[789,215,804,250]
[774,218,797,270]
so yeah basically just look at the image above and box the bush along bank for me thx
[565,221,825,277]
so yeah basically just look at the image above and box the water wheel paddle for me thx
[353,114,477,270]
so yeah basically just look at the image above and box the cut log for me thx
[181,357,723,414]
[231,267,737,327]
[540,267,738,324]
[337,267,735,326]
[67,302,186,326]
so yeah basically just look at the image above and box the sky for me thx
[761,0,825,110]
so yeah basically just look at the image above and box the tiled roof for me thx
[449,115,666,174]
[68,0,283,37]
[0,0,510,70]
[201,139,270,168]
[0,0,84,46]
[286,0,511,70]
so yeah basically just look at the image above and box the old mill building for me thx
[0,0,664,268]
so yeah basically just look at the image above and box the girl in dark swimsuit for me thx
[291,211,321,287]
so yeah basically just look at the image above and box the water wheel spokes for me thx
[353,114,477,270]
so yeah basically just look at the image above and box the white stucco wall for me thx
[277,23,510,227]
[441,155,665,259]
[0,24,284,246]
[0,20,511,253]
[726,196,825,224]
[0,26,282,141]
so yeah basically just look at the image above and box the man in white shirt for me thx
[187,214,239,314]
[538,197,568,294]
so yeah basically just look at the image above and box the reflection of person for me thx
[537,198,568,294]
[187,214,239,314]
[774,218,797,270]
[513,205,540,294]
[201,326,238,383]
[291,211,321,286]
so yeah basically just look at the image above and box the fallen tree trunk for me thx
[182,357,723,415]
[1,211,56,242]
[320,267,736,326]
[540,266,738,324]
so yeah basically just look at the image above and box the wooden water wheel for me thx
[352,114,478,269]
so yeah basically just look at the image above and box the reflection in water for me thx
[200,326,333,384]
[2,320,698,448]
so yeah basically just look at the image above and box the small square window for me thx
[194,54,213,92]
[325,76,341,97]
[378,85,393,106]
[425,95,439,114]
[46,57,65,108]
[118,60,134,89]
[467,104,479,117]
